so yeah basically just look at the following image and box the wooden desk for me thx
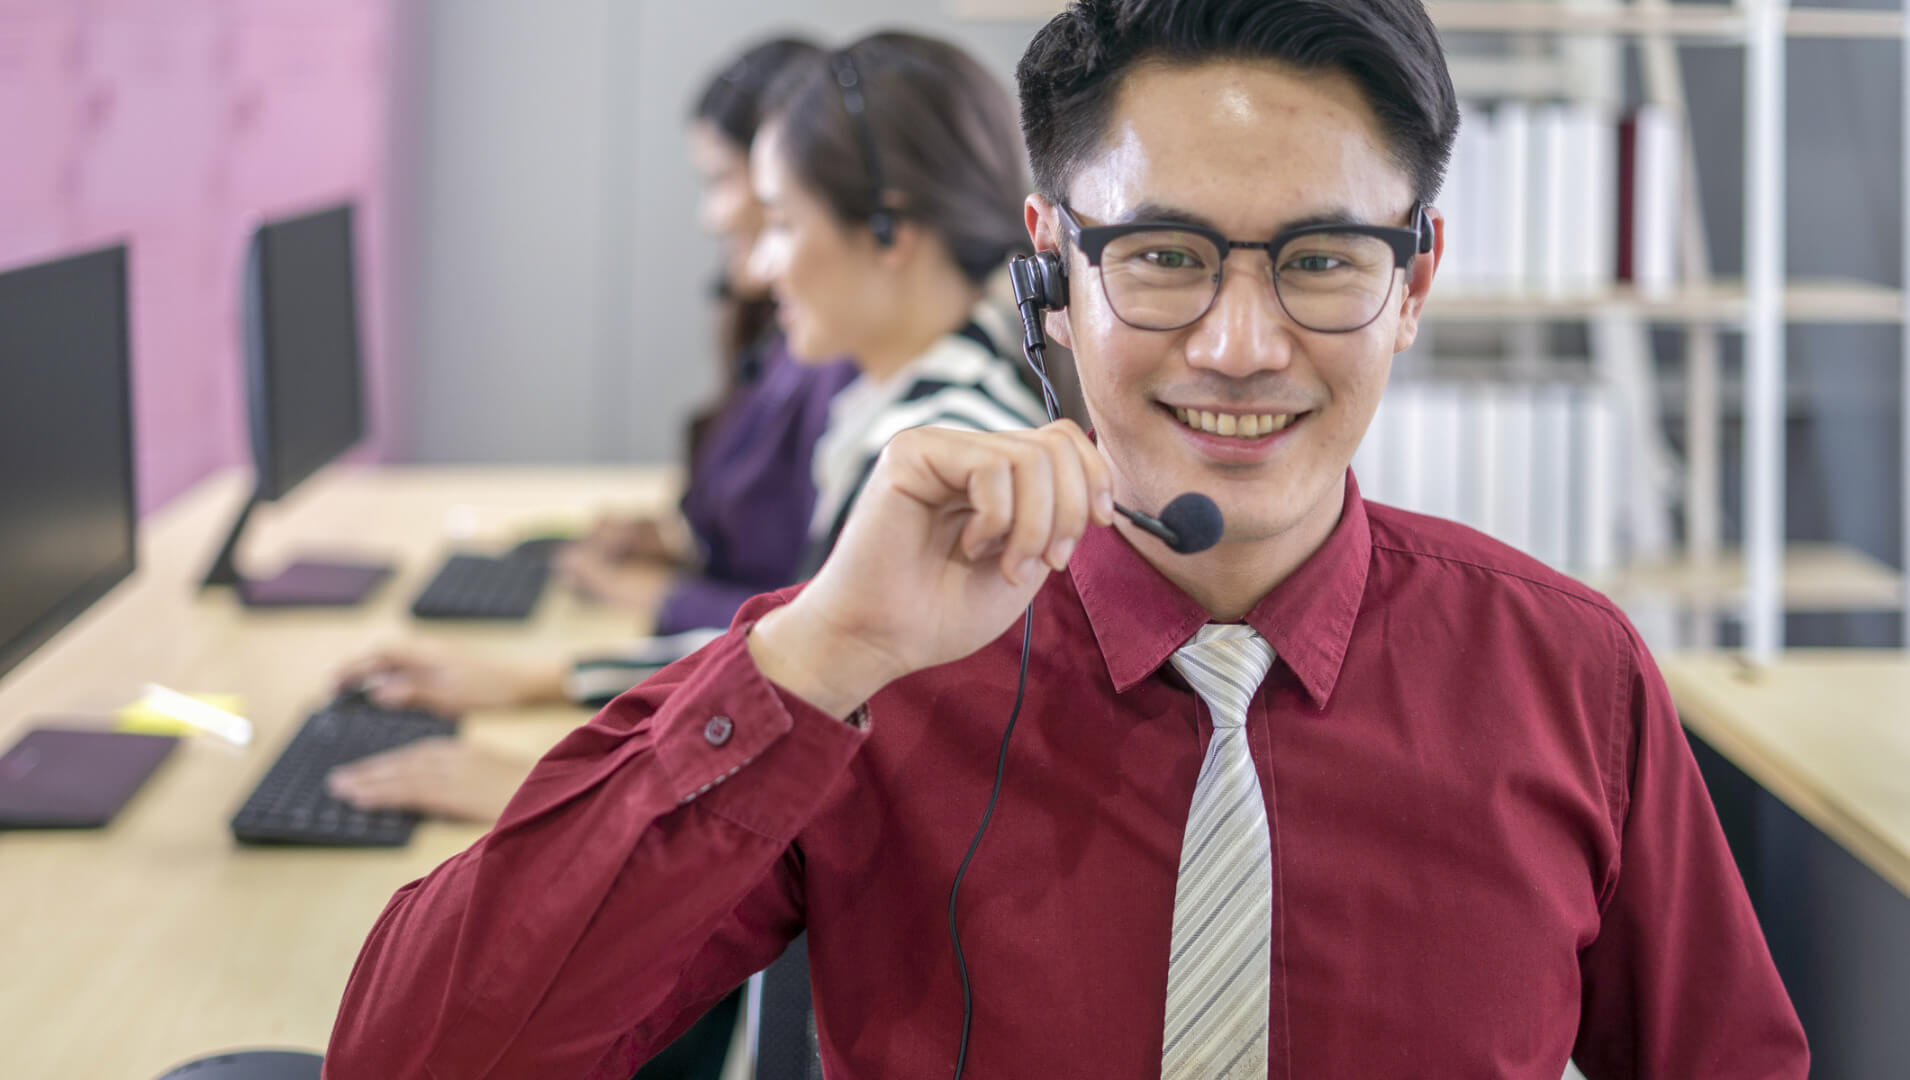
[0,465,676,1079]
[1661,650,1910,897]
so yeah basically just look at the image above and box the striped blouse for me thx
[799,320,1046,578]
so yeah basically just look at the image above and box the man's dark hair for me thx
[766,32,1031,285]
[1017,0,1460,206]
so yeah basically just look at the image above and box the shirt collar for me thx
[1068,471,1372,708]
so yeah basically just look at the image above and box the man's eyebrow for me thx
[1116,201,1375,236]
[1119,201,1227,232]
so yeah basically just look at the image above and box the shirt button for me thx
[704,716,734,747]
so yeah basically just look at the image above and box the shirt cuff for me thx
[650,622,872,842]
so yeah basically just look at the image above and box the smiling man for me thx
[325,2,1807,1077]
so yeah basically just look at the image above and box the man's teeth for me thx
[1172,407,1296,438]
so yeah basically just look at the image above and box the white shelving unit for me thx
[953,0,1910,658]
[1428,0,1902,37]
[1436,277,1904,323]
[1426,0,1908,660]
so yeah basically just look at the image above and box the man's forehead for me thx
[1066,58,1413,232]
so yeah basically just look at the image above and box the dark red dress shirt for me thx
[326,474,1806,1079]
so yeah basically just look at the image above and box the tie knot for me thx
[1168,624,1274,728]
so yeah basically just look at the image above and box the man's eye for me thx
[1285,254,1343,273]
[1143,249,1202,270]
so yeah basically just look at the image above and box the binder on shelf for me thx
[1421,382,1464,522]
[1578,103,1618,291]
[1397,388,1429,514]
[1351,394,1390,500]
[1495,100,1533,292]
[1530,383,1575,567]
[1580,389,1620,575]
[1491,381,1537,555]
[1625,104,1682,298]
[1467,381,1503,532]
[1535,103,1569,296]
[1438,99,1678,301]
[1442,100,1489,288]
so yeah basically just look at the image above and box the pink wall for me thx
[0,0,398,512]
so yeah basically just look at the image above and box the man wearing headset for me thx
[326,1,1807,1076]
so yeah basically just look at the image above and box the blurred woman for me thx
[330,30,1044,806]
[559,37,859,631]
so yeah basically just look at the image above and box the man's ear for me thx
[1024,194,1075,349]
[1023,193,1059,253]
[1393,204,1444,354]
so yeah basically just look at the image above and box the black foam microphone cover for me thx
[1157,493,1224,554]
[1115,493,1224,555]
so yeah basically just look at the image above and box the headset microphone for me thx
[1117,492,1223,555]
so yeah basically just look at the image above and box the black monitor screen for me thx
[0,246,137,680]
[249,204,364,501]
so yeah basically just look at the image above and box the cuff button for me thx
[704,715,734,746]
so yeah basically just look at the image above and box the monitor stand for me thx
[201,493,392,608]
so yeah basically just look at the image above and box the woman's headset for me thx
[831,51,897,249]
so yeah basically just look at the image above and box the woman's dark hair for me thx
[688,37,822,464]
[765,31,1031,285]
[695,36,825,152]
[694,36,824,364]
[1017,0,1459,205]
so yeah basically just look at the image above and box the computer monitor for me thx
[0,246,137,680]
[201,203,391,606]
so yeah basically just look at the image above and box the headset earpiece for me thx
[870,208,896,248]
[1416,204,1435,254]
[1009,250,1068,333]
[833,52,897,252]
[1010,249,1067,313]
[1008,249,1069,421]
[1030,248,1067,309]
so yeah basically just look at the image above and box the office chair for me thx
[153,1049,322,1079]
[750,932,824,1080]
[634,988,742,1080]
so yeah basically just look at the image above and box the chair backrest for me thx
[153,1049,323,1080]
[751,932,824,1080]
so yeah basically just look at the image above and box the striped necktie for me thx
[1162,623,1276,1080]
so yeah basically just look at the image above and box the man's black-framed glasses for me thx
[1055,202,1426,334]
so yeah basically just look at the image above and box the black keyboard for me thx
[410,551,550,620]
[230,700,458,846]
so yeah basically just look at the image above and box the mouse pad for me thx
[0,726,178,828]
[239,559,391,607]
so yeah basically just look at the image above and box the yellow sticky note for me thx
[116,692,244,736]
